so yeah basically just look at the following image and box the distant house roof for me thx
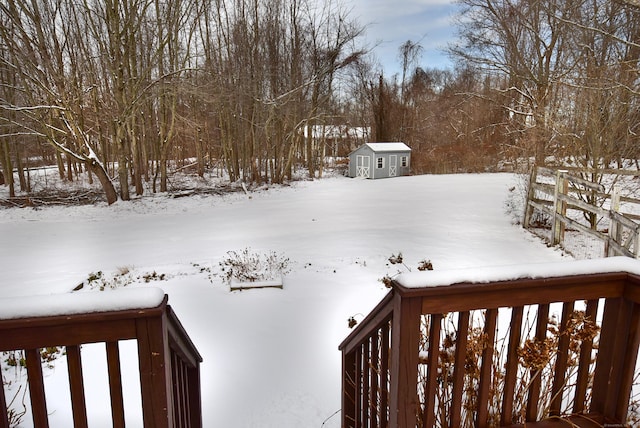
[304,125,370,139]
[364,142,411,152]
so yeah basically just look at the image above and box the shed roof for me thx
[364,142,411,152]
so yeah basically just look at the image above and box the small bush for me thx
[219,248,290,283]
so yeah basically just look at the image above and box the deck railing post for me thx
[586,296,636,421]
[136,313,174,428]
[388,294,421,428]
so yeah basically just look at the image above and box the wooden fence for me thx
[0,293,202,428]
[524,166,640,258]
[339,261,640,427]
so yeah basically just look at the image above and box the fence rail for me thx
[0,292,202,428]
[339,261,640,427]
[523,166,640,258]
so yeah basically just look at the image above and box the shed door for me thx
[389,155,397,177]
[356,155,370,178]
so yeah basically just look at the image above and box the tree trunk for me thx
[118,158,129,200]
[14,143,28,191]
[160,155,168,192]
[86,158,118,205]
[1,140,15,197]
[56,152,65,179]
[130,121,144,196]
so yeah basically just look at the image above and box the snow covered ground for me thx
[0,173,571,427]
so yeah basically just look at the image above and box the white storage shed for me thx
[348,142,411,179]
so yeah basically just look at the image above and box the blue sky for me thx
[347,0,460,75]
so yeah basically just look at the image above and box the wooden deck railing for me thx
[0,290,202,428]
[340,260,640,427]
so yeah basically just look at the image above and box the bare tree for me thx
[0,0,118,203]
[452,0,640,173]
[452,0,577,166]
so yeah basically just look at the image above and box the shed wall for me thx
[348,146,411,179]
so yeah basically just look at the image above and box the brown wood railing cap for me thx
[392,257,640,292]
[0,287,166,321]
[0,288,168,329]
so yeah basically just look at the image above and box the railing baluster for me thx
[380,320,390,428]
[178,358,188,428]
[355,346,362,428]
[186,364,202,428]
[362,338,370,426]
[526,303,550,421]
[172,353,182,428]
[450,311,470,427]
[66,345,88,428]
[0,358,10,428]
[370,331,379,428]
[501,306,523,425]
[342,349,357,428]
[476,308,497,428]
[26,348,49,428]
[550,301,575,416]
[182,358,190,428]
[423,313,442,428]
[573,299,598,414]
[106,341,126,428]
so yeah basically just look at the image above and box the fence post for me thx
[552,170,568,245]
[606,185,622,257]
[523,166,538,229]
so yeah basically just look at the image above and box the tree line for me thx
[0,0,363,203]
[357,0,640,176]
[1,0,639,204]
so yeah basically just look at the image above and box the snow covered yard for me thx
[0,173,569,427]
